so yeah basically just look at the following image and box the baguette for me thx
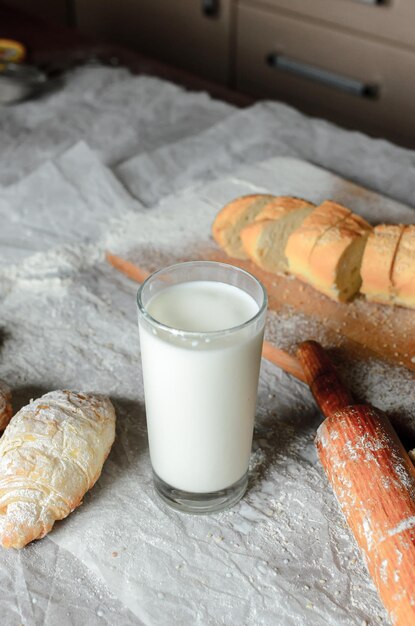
[393,225,415,309]
[212,194,275,259]
[360,224,415,309]
[240,197,315,273]
[0,390,116,549]
[360,224,404,304]
[213,194,414,308]
[285,201,371,302]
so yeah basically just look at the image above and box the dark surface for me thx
[0,2,253,107]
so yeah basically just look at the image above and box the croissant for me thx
[0,381,13,431]
[0,390,116,549]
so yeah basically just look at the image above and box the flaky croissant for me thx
[0,390,116,549]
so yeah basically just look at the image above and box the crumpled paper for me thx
[3,154,415,625]
[1,64,414,626]
[0,537,140,625]
[0,66,234,186]
[0,141,142,266]
[116,100,415,209]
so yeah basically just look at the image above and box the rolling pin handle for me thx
[297,341,354,418]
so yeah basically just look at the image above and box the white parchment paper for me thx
[1,65,414,626]
[116,101,415,209]
[0,243,386,626]
[0,66,233,186]
[2,155,415,625]
[0,141,143,266]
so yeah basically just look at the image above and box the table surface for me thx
[1,4,415,626]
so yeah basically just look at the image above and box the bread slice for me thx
[285,201,351,280]
[285,200,372,301]
[360,224,404,304]
[212,194,275,259]
[392,225,415,309]
[240,197,315,273]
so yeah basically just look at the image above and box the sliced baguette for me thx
[285,200,372,302]
[212,194,275,259]
[392,225,415,309]
[285,201,351,280]
[360,224,404,304]
[240,197,315,273]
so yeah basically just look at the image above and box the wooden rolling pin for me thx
[105,251,306,381]
[297,340,415,626]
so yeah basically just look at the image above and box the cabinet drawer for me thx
[236,3,415,144]
[251,0,415,50]
[75,0,231,84]
[4,0,68,24]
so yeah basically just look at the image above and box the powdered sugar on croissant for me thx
[0,390,116,549]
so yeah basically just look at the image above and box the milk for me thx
[139,280,265,493]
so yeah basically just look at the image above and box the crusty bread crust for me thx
[360,225,404,303]
[393,225,415,308]
[309,212,371,300]
[285,201,371,301]
[285,201,352,279]
[254,197,315,222]
[212,194,274,259]
[240,197,314,273]
[360,224,415,309]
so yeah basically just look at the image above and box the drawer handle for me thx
[353,0,384,5]
[266,53,378,99]
[201,0,219,17]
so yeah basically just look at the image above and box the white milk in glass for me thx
[139,280,265,494]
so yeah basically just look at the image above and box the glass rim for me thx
[136,260,267,339]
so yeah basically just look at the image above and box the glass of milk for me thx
[137,261,267,514]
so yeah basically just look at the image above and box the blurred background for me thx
[1,0,415,148]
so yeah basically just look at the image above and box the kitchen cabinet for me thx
[236,1,415,145]
[75,0,232,84]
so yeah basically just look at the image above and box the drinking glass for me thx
[137,261,267,513]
